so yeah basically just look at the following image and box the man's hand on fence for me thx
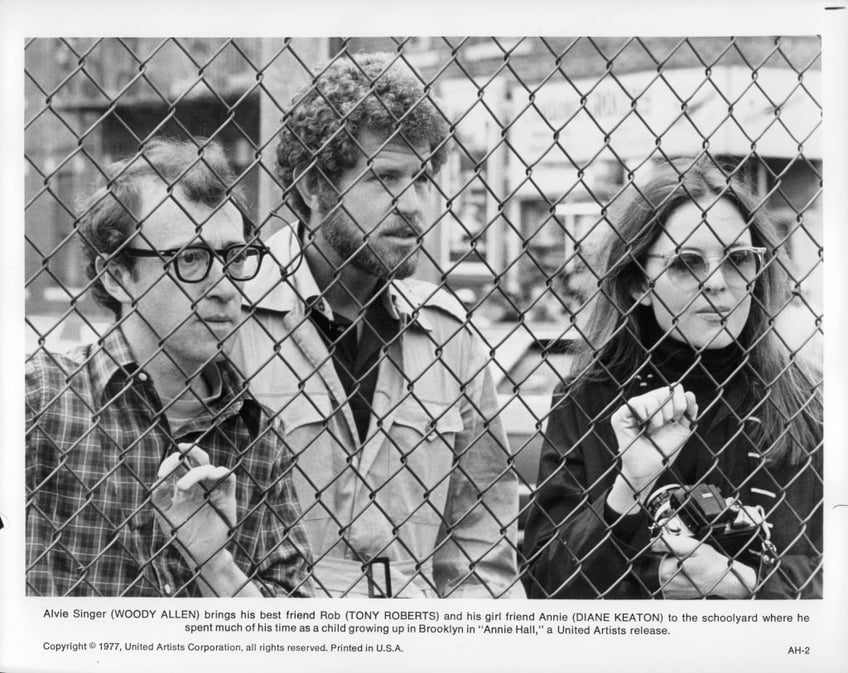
[653,534,757,599]
[153,444,235,560]
[152,444,260,597]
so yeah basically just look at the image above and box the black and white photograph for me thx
[1,1,846,671]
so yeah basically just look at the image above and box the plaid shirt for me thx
[26,328,312,597]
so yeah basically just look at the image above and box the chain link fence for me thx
[25,37,823,598]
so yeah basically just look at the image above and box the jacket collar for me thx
[245,224,432,330]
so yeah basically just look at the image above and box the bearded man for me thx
[234,53,522,598]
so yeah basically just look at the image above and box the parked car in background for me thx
[475,322,582,545]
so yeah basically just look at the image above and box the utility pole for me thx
[257,38,329,236]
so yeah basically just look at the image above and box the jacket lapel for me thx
[356,341,405,481]
[283,310,359,452]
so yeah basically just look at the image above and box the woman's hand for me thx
[653,534,757,599]
[611,384,697,490]
[606,385,697,514]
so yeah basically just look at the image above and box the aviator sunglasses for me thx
[644,246,766,287]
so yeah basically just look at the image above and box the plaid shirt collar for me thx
[87,326,142,400]
[88,326,258,432]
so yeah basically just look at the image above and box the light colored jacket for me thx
[232,225,523,598]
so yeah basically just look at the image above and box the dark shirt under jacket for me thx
[310,296,400,444]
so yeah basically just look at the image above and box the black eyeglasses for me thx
[644,246,766,288]
[123,243,267,283]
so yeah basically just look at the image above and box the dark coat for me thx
[522,367,823,599]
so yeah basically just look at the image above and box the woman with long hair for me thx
[523,156,822,599]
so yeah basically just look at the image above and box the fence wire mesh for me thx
[25,37,823,599]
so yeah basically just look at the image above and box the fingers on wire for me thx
[156,444,210,481]
[153,445,231,509]
[175,464,234,494]
[625,385,695,431]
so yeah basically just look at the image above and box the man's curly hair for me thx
[277,52,450,223]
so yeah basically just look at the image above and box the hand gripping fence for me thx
[25,37,823,598]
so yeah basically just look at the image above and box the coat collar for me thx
[244,224,438,331]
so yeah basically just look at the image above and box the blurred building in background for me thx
[404,37,821,323]
[25,37,822,335]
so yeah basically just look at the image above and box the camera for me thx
[646,483,776,567]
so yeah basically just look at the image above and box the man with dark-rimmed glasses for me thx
[25,138,312,597]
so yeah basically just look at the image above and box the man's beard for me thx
[320,205,420,280]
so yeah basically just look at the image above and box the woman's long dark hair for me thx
[572,156,822,466]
